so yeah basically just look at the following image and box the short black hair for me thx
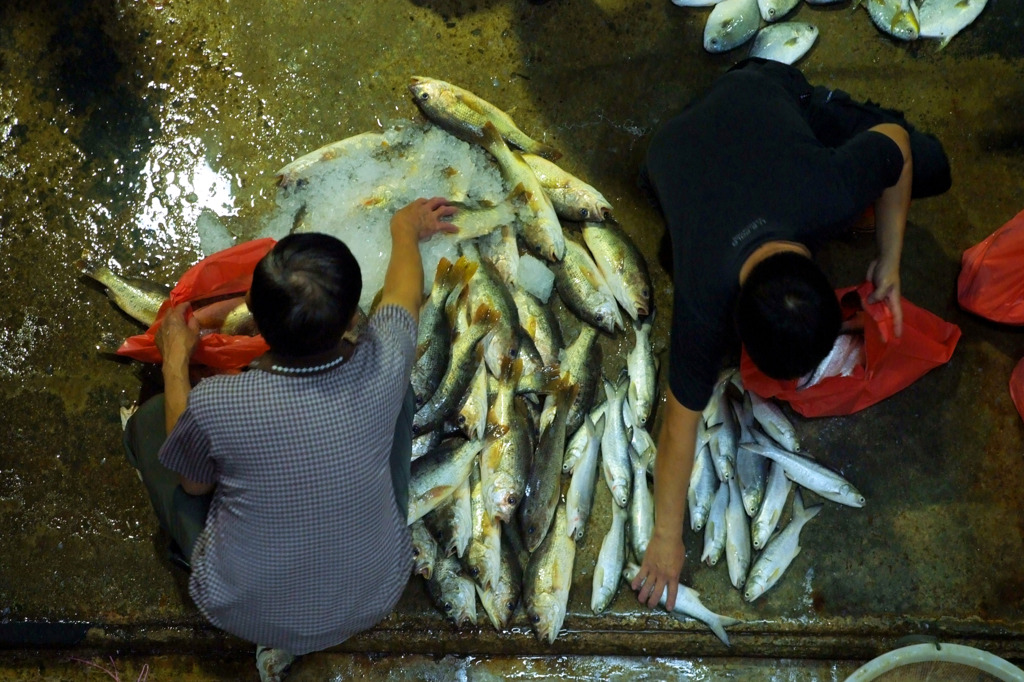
[249,233,361,357]
[735,251,840,380]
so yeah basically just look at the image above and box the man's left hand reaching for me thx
[866,257,903,338]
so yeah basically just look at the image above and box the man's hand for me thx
[390,197,458,243]
[156,303,200,366]
[631,531,685,610]
[866,257,903,338]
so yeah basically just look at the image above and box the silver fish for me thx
[409,76,561,160]
[749,391,801,452]
[407,438,485,524]
[523,502,576,643]
[744,490,822,602]
[748,22,819,64]
[751,459,793,551]
[688,442,718,532]
[798,332,858,390]
[623,563,742,647]
[426,549,478,628]
[563,400,607,475]
[582,221,652,321]
[725,477,752,590]
[704,0,761,53]
[623,401,658,477]
[744,439,866,508]
[566,414,606,541]
[735,441,768,518]
[629,445,655,561]
[591,501,628,614]
[554,240,623,334]
[918,0,987,49]
[521,153,613,222]
[702,480,729,566]
[411,429,442,462]
[710,409,738,482]
[601,373,633,509]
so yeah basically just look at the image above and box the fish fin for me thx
[529,141,562,162]
[471,303,501,329]
[592,414,607,440]
[937,35,952,50]
[432,257,454,289]
[531,365,564,395]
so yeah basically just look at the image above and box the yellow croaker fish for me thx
[408,76,561,160]
[274,131,388,188]
[520,154,612,222]
[477,122,566,263]
[77,254,170,327]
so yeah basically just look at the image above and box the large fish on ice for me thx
[409,76,561,160]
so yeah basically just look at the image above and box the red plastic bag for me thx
[958,208,1024,324]
[740,282,961,417]
[117,239,275,371]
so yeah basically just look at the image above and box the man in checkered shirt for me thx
[123,198,458,681]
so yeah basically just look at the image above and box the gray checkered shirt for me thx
[160,305,415,654]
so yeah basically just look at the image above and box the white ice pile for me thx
[257,123,510,312]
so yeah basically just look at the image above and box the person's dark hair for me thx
[735,251,840,380]
[248,233,361,357]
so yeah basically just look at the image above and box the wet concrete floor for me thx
[1,0,1023,678]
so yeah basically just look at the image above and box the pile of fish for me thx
[689,368,866,605]
[674,0,987,62]
[390,78,742,644]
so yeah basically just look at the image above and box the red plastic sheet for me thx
[958,208,1024,324]
[117,239,275,371]
[741,282,961,418]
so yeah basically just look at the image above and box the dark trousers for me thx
[730,57,952,199]
[123,386,416,565]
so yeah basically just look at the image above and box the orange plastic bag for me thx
[958,208,1024,324]
[740,282,961,417]
[117,239,275,371]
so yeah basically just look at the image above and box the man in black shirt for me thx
[630,58,950,611]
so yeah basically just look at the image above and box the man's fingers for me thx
[645,577,663,608]
[889,294,904,337]
[665,581,678,613]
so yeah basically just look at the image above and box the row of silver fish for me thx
[674,0,987,62]
[689,369,864,603]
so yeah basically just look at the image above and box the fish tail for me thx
[532,365,563,394]
[528,141,562,162]
[500,356,525,385]
[432,257,455,289]
[471,303,501,329]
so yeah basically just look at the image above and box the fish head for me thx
[489,477,519,523]
[528,593,566,644]
[481,580,521,630]
[612,482,630,508]
[889,9,920,40]
[743,578,764,603]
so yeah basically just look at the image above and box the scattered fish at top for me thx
[409,76,561,160]
[748,21,819,64]
[918,0,987,49]
[704,0,761,53]
[858,0,921,41]
[757,0,800,22]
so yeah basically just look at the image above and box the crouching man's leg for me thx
[122,394,210,568]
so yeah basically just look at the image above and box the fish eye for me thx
[595,313,604,321]
[768,8,775,17]
[530,614,541,624]
[580,208,589,218]
[507,495,517,505]
[506,601,516,613]
[412,547,421,557]
[444,602,453,612]
[469,567,479,577]
[526,525,535,535]
[419,92,430,101]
